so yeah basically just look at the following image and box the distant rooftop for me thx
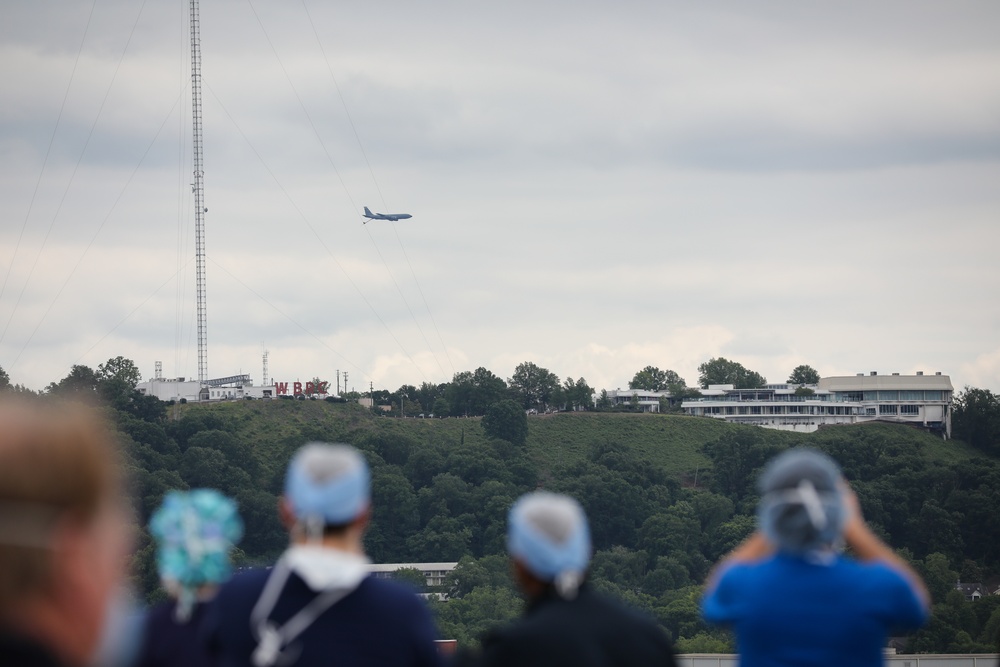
[818,373,952,392]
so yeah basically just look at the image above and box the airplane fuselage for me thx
[363,207,411,222]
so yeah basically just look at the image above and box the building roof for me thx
[818,374,953,392]
[955,582,986,596]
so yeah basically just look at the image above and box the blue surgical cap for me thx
[757,448,845,555]
[284,442,370,526]
[507,492,591,587]
[150,489,243,619]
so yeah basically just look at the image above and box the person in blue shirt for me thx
[202,442,441,667]
[702,448,929,667]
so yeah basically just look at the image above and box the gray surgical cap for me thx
[757,448,846,555]
[507,492,591,598]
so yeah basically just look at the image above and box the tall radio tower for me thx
[190,0,208,384]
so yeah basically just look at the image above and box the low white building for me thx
[136,377,203,402]
[681,371,953,436]
[366,562,458,588]
[136,375,277,402]
[604,389,669,412]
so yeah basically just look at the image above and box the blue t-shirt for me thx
[702,554,926,667]
[202,570,442,667]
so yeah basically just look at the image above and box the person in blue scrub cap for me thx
[466,491,677,667]
[150,489,244,621]
[135,489,243,667]
[702,448,931,667]
[201,442,441,667]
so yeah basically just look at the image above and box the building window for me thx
[866,407,876,416]
[879,405,898,415]
[900,405,919,415]
[924,391,942,401]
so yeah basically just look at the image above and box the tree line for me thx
[362,358,821,419]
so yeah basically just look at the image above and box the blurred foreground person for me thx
[473,491,677,667]
[203,442,440,667]
[135,489,244,667]
[0,400,131,667]
[702,448,929,667]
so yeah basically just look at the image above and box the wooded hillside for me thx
[103,396,1000,653]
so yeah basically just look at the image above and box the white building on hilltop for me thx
[681,371,953,437]
[604,389,668,412]
[136,366,277,403]
[367,562,458,588]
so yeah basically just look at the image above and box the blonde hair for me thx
[0,398,122,607]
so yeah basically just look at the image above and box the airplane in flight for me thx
[363,206,412,223]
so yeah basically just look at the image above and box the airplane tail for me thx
[363,206,373,216]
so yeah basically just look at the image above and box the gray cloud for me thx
[2,0,999,393]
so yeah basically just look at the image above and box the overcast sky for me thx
[2,0,999,394]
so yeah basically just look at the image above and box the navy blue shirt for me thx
[476,586,677,667]
[203,570,442,667]
[135,600,217,667]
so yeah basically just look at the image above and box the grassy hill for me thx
[173,400,984,481]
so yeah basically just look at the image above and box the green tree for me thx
[508,361,560,411]
[787,364,820,385]
[675,632,733,653]
[630,366,686,392]
[47,365,100,395]
[919,552,960,603]
[444,554,515,598]
[701,429,780,501]
[406,515,472,561]
[638,503,700,557]
[97,355,142,387]
[429,585,522,647]
[392,567,428,590]
[563,377,594,411]
[698,357,766,389]
[446,367,508,416]
[630,366,667,391]
[0,365,10,391]
[481,399,528,445]
[432,397,450,417]
[656,586,707,642]
[416,382,446,413]
[187,430,256,475]
[952,387,1000,455]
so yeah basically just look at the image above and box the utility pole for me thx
[343,371,348,394]
[336,370,340,395]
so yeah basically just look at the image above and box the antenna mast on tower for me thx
[190,0,208,385]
